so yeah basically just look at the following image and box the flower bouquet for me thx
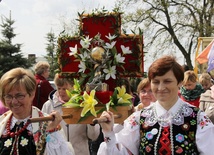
[62,79,133,124]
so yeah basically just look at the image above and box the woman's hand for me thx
[46,111,62,131]
[99,111,114,133]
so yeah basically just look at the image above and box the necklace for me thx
[4,115,30,138]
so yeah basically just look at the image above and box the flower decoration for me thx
[4,139,12,148]
[175,133,185,143]
[103,66,116,80]
[116,86,133,104]
[20,137,29,147]
[121,45,132,54]
[69,45,78,56]
[106,85,133,111]
[146,132,154,140]
[80,90,98,117]
[63,79,133,122]
[68,33,132,85]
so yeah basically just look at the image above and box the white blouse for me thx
[97,98,214,155]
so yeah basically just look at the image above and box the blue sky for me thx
[0,0,117,57]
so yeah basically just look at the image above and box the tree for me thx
[0,13,32,77]
[118,0,214,70]
[44,30,58,80]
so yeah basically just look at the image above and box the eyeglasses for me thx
[4,93,28,102]
[140,90,153,95]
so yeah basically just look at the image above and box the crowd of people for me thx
[0,56,214,154]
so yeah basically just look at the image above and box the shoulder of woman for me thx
[123,111,141,130]
[200,90,212,101]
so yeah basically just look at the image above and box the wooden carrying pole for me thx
[28,114,73,123]
[92,113,122,124]
[27,113,122,124]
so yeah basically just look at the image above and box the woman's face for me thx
[151,70,181,106]
[183,81,197,90]
[201,82,212,91]
[57,83,72,102]
[4,85,34,119]
[42,68,50,79]
[139,85,156,107]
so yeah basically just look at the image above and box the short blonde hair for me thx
[199,73,212,85]
[34,61,50,75]
[54,73,74,87]
[0,67,36,106]
[137,78,150,94]
[183,70,197,84]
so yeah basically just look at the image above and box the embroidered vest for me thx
[0,116,48,155]
[139,106,199,155]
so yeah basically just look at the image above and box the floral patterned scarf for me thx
[180,83,205,101]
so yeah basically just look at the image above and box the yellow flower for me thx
[80,90,98,117]
[116,86,133,104]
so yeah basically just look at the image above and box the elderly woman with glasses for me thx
[0,67,74,155]
[134,78,156,111]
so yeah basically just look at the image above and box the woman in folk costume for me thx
[97,55,214,155]
[0,67,74,155]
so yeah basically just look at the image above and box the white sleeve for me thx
[97,111,141,155]
[41,101,51,114]
[87,124,100,141]
[45,129,75,155]
[196,111,214,155]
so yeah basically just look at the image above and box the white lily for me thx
[105,33,117,40]
[103,66,116,80]
[79,51,88,62]
[104,41,116,49]
[78,61,86,73]
[80,36,92,49]
[115,53,125,64]
[69,44,78,56]
[121,45,132,54]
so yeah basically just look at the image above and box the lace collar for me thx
[9,115,32,132]
[142,98,194,127]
